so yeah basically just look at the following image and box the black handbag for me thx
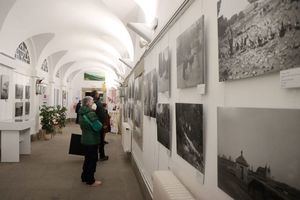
[68,133,85,156]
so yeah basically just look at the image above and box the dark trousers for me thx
[98,129,106,158]
[81,144,98,184]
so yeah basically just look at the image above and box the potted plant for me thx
[54,105,67,134]
[39,105,56,140]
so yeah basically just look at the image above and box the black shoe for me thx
[99,156,109,161]
[104,141,109,144]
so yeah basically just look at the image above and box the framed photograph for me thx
[0,75,9,99]
[15,84,23,99]
[176,103,204,173]
[133,75,143,150]
[144,73,150,116]
[15,102,23,117]
[158,47,171,94]
[25,102,30,115]
[25,85,30,99]
[157,104,171,150]
[150,69,157,118]
[177,15,205,89]
[218,107,300,199]
[218,0,300,82]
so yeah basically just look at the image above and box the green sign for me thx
[84,72,105,81]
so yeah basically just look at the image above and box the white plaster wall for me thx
[126,0,300,199]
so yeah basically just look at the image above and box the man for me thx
[91,90,109,161]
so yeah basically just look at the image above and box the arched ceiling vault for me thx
[0,0,158,85]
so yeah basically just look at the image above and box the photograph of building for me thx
[218,107,300,200]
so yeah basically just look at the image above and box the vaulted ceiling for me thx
[0,0,158,87]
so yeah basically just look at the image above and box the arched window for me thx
[41,59,49,72]
[15,42,30,64]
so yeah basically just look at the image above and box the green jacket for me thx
[78,106,100,145]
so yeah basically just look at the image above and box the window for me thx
[41,59,49,72]
[15,42,30,64]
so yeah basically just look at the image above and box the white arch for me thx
[0,0,134,60]
[52,50,123,80]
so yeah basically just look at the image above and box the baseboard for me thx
[128,153,152,200]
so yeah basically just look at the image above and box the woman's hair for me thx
[82,96,93,106]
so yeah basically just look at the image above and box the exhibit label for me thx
[280,67,300,89]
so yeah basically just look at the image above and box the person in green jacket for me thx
[79,96,102,186]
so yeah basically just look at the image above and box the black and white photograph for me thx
[123,102,128,122]
[177,15,205,89]
[15,84,23,99]
[218,107,300,200]
[25,102,30,115]
[158,47,171,94]
[156,104,171,150]
[0,75,9,99]
[133,75,143,150]
[25,85,30,99]
[218,0,300,82]
[149,69,157,118]
[15,102,23,117]
[176,103,204,173]
[144,72,150,116]
[62,90,67,106]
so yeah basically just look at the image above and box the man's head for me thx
[90,90,99,100]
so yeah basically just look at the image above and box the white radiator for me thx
[121,122,131,152]
[152,171,195,200]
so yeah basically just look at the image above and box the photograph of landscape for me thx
[218,0,300,81]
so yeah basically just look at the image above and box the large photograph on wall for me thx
[158,47,171,94]
[150,69,157,118]
[0,75,9,99]
[15,102,23,117]
[177,15,205,89]
[176,103,204,173]
[25,85,30,99]
[218,0,300,82]
[15,84,23,99]
[25,102,30,115]
[133,75,143,150]
[144,73,150,116]
[218,107,300,200]
[157,104,171,150]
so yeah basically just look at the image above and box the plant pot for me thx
[44,133,52,140]
[38,129,46,140]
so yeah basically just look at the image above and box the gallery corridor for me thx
[0,123,144,200]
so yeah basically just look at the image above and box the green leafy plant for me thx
[55,105,67,128]
[39,105,56,134]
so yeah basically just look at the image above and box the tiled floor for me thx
[0,123,144,200]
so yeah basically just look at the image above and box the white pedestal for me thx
[0,119,34,162]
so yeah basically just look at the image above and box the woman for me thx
[78,96,102,186]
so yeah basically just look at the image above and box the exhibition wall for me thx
[123,0,300,199]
